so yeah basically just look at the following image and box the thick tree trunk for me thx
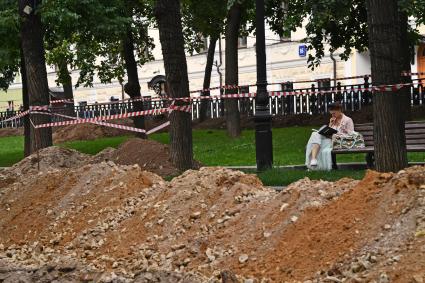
[58,61,75,116]
[19,0,52,154]
[224,4,242,138]
[122,28,146,138]
[20,45,30,157]
[366,0,408,172]
[399,11,412,121]
[199,36,218,122]
[154,0,193,171]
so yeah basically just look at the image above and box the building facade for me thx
[3,22,425,109]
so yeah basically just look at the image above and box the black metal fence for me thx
[1,79,424,129]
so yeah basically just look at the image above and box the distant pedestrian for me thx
[305,102,354,170]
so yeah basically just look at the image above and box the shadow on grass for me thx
[244,168,366,186]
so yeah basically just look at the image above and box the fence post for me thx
[363,76,371,105]
[310,84,317,114]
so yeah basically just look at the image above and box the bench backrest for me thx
[355,121,425,147]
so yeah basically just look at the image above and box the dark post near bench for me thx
[254,0,273,171]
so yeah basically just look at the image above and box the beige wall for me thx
[19,20,424,106]
[59,24,349,104]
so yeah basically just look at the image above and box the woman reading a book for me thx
[305,102,354,170]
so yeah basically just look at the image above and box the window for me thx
[238,36,247,48]
[280,81,294,91]
[239,85,249,93]
[317,78,331,90]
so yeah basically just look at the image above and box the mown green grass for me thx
[0,136,24,168]
[62,136,132,155]
[149,127,372,166]
[254,168,366,186]
[1,128,424,186]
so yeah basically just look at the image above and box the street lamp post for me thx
[254,0,273,171]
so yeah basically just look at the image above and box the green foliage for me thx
[181,0,227,54]
[0,0,20,91]
[281,0,421,69]
[280,0,368,69]
[41,0,155,88]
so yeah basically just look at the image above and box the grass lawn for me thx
[255,168,366,186]
[1,127,424,185]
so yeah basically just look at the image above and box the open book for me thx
[312,125,338,138]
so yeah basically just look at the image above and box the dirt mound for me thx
[52,117,170,143]
[0,127,23,137]
[91,138,180,177]
[52,119,135,143]
[5,146,89,176]
[3,138,181,178]
[0,165,424,282]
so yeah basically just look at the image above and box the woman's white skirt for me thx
[305,132,333,171]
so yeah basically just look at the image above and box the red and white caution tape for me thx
[34,108,169,129]
[50,99,74,104]
[0,81,414,127]
[0,110,30,124]
[32,111,171,135]
[50,112,148,134]
[34,103,192,129]
[401,71,425,77]
[1,106,51,124]
[147,121,170,135]
[29,105,49,111]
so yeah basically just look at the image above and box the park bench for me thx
[332,121,425,169]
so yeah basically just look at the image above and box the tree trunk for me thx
[58,60,75,116]
[366,0,408,172]
[154,0,193,171]
[399,11,412,121]
[224,3,242,138]
[20,44,30,157]
[122,28,146,138]
[19,0,52,154]
[199,36,218,122]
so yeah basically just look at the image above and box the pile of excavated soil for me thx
[7,146,90,176]
[0,127,23,138]
[52,119,136,143]
[1,160,424,282]
[2,138,183,178]
[53,117,170,143]
[91,138,182,177]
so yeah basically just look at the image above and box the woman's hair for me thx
[328,102,343,111]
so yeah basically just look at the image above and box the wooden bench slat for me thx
[333,122,425,151]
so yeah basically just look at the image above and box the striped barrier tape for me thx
[0,110,30,124]
[401,71,425,77]
[31,111,172,135]
[0,82,413,127]
[1,106,50,124]
[33,103,192,129]
[50,99,74,104]
[34,108,169,129]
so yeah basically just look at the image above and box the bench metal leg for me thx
[332,153,338,170]
[366,152,375,169]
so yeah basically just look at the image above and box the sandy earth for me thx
[0,146,424,282]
